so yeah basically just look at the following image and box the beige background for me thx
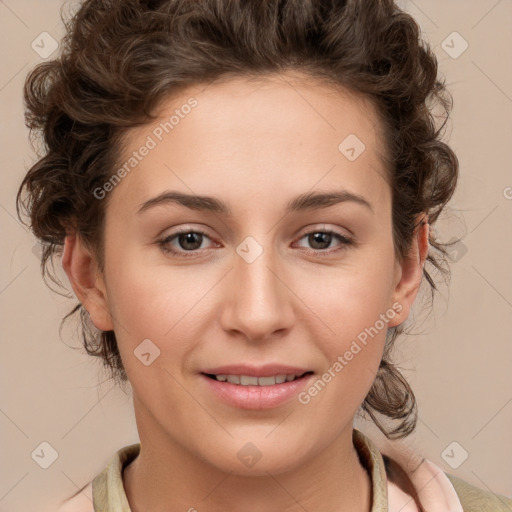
[1,1,511,510]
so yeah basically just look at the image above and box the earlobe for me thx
[61,234,114,332]
[387,215,429,328]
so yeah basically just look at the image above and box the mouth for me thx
[202,371,314,386]
[200,369,315,410]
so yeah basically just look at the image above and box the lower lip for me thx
[201,374,314,410]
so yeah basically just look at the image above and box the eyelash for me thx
[157,228,354,258]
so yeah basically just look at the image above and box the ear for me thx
[61,233,114,332]
[387,214,429,328]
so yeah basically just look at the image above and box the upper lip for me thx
[201,364,313,377]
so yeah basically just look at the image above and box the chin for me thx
[202,440,310,477]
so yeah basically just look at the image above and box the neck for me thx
[123,405,371,512]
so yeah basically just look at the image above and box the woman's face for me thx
[68,73,423,475]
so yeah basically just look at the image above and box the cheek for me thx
[294,248,395,404]
[102,250,213,373]
[105,237,204,323]
[299,279,390,428]
[302,255,397,349]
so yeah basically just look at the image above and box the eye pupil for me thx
[179,232,202,250]
[309,232,332,249]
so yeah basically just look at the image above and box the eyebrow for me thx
[137,189,374,215]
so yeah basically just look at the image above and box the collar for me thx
[91,429,462,512]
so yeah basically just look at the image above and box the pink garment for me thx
[378,433,464,512]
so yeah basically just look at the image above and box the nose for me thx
[219,238,295,343]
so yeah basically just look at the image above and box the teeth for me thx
[258,376,278,386]
[213,374,301,386]
[240,375,259,385]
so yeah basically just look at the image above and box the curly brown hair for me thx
[17,0,458,442]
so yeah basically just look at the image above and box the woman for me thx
[17,0,512,510]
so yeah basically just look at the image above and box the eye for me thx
[157,227,354,258]
[157,228,215,257]
[295,229,354,255]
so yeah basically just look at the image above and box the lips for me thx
[199,364,315,409]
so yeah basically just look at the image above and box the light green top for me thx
[91,429,512,511]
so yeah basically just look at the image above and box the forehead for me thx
[148,72,386,155]
[111,72,390,213]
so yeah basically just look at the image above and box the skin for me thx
[62,72,429,512]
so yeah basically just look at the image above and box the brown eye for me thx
[158,229,214,257]
[176,232,204,251]
[296,230,354,255]
[308,232,334,250]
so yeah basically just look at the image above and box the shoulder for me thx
[446,473,512,512]
[56,443,140,512]
[56,481,94,512]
